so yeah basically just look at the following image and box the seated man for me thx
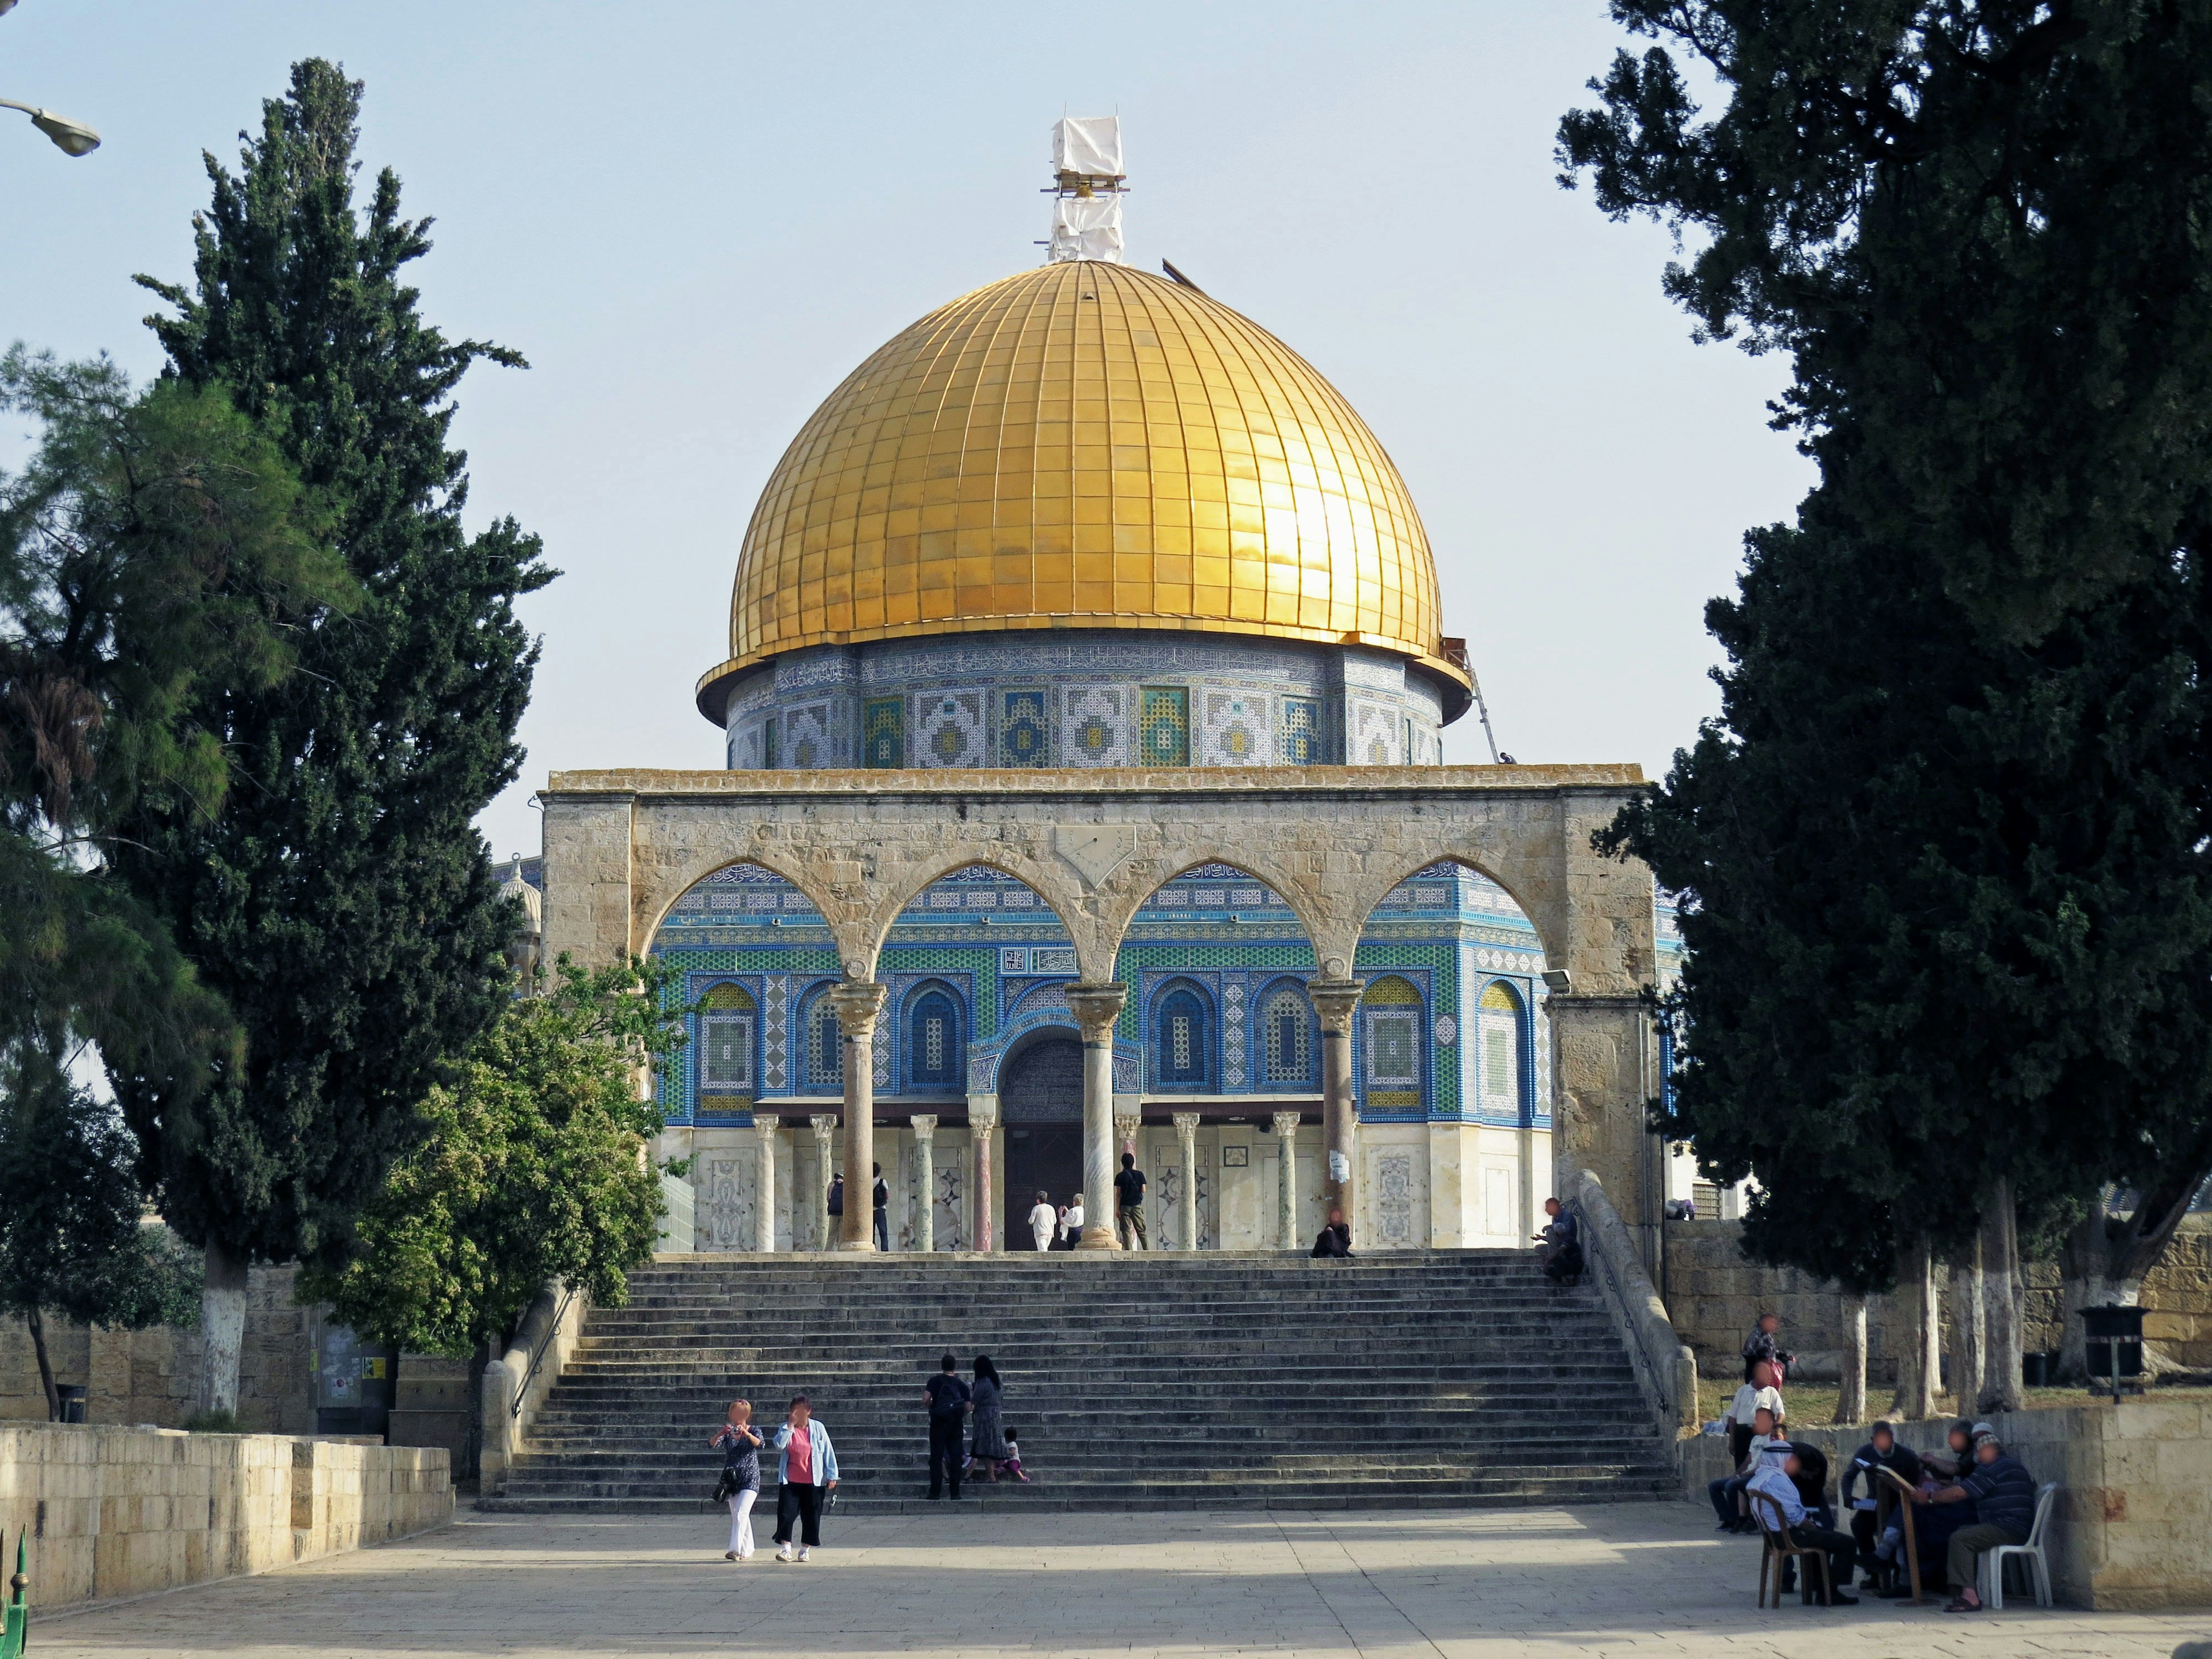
[1707,1404,1783,1533]
[1535,1197,1583,1283]
[1841,1420,1924,1589]
[1744,1440,1858,1605]
[1719,1361,1786,1468]
[1913,1429,2036,1613]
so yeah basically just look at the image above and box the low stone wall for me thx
[3,1422,450,1609]
[1679,1397,2212,1608]
[1663,1215,2212,1378]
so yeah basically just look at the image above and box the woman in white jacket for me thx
[1028,1190,1056,1252]
[769,1395,839,1562]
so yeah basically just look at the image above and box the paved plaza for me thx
[40,1501,2212,1659]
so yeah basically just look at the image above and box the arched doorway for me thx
[1000,1033,1083,1249]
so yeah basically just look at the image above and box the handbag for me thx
[710,1467,738,1506]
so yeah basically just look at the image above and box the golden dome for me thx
[698,261,1466,719]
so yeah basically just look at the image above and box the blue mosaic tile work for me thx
[1062,685,1131,766]
[1281,698,1320,765]
[915,690,986,767]
[998,688,1049,766]
[1197,690,1268,766]
[1348,948,1455,1122]
[863,698,904,767]
[1139,686,1190,766]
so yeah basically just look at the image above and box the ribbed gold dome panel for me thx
[700,262,1460,712]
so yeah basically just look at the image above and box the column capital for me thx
[1271,1110,1303,1137]
[1172,1111,1203,1132]
[1066,981,1128,1042]
[754,1116,781,1143]
[1113,1111,1141,1145]
[827,979,889,1036]
[1306,976,1363,1032]
[969,1098,1001,1132]
[910,1113,938,1141]
[809,1113,839,1138]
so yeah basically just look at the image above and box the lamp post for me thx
[0,97,99,156]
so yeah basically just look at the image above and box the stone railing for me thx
[1569,1167,1700,1436]
[0,1422,449,1609]
[479,1281,589,1495]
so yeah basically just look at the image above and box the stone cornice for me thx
[543,762,1646,801]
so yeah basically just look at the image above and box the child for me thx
[1002,1426,1028,1483]
[710,1399,763,1561]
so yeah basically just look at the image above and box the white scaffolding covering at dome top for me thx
[1046,115,1125,263]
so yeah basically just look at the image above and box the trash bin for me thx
[2021,1352,2050,1388]
[2082,1305,2146,1398]
[55,1384,86,1423]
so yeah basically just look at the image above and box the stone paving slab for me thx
[37,1501,2212,1658]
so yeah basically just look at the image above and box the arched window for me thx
[1154,980,1213,1091]
[1362,975,1423,1109]
[907,984,963,1092]
[805,989,843,1092]
[1260,982,1315,1086]
[699,983,757,1093]
[1478,980,1524,1120]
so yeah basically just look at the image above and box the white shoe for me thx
[775,1546,796,1563]
[797,1546,812,1562]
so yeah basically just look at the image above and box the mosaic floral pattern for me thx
[863,698,904,768]
[1060,685,1130,766]
[1199,690,1268,766]
[999,688,1050,767]
[1139,686,1190,766]
[916,690,985,768]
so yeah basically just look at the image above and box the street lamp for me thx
[0,97,98,156]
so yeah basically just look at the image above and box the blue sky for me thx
[1,2,1809,858]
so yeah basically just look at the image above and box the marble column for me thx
[1066,983,1128,1251]
[970,1098,999,1252]
[752,1117,778,1253]
[911,1115,937,1253]
[1272,1111,1302,1251]
[828,981,887,1252]
[1308,978,1363,1237]
[808,1115,838,1251]
[1113,1107,1141,1248]
[1173,1112,1202,1250]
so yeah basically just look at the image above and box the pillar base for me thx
[835,1238,878,1252]
[1076,1225,1122,1251]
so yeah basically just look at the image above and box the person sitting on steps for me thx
[1311,1206,1353,1257]
[1535,1196,1582,1285]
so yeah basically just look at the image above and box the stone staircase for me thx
[483,1250,1678,1513]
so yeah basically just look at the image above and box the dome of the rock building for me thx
[696,262,1467,726]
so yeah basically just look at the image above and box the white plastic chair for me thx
[1979,1482,2058,1609]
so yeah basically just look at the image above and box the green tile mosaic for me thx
[1138,685,1188,766]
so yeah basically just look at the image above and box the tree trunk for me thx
[1834,1292,1868,1425]
[25,1309,58,1423]
[199,1238,249,1417]
[1892,1232,1940,1421]
[2057,1173,2206,1378]
[1945,1233,1986,1415]
[1979,1180,2024,1412]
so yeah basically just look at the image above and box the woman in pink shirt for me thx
[770,1395,839,1562]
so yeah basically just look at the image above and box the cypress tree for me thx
[116,60,551,1411]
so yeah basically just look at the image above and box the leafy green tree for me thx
[300,959,681,1358]
[114,60,552,1411]
[1563,3,2212,1396]
[0,1055,202,1421]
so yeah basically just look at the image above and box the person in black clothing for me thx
[1915,1430,2039,1612]
[922,1352,971,1498]
[1840,1421,1924,1589]
[827,1172,844,1243]
[1311,1206,1353,1257]
[1536,1198,1582,1284]
[1115,1152,1149,1250]
[1741,1312,1794,1382]
[871,1161,889,1252]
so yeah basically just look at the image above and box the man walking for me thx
[922,1353,970,1499]
[1115,1151,1149,1250]
[826,1171,844,1248]
[770,1395,838,1562]
[872,1161,890,1252]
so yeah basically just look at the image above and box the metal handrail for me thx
[511,1286,576,1418]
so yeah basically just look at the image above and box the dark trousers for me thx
[873,1208,889,1251]
[1728,1425,1754,1468]
[1709,1475,1748,1527]
[1777,1524,1858,1598]
[774,1481,823,1547]
[927,1414,964,1497]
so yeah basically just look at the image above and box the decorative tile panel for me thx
[1138,685,1190,766]
[863,698,904,768]
[998,688,1050,767]
[1060,686,1130,766]
[1281,697,1320,764]
[1350,698,1399,766]
[1199,690,1268,766]
[916,690,985,768]
[1373,1150,1416,1246]
[783,700,833,770]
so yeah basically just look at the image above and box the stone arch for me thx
[1088,846,1330,980]
[638,851,843,960]
[856,849,1089,980]
[1328,849,1564,983]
